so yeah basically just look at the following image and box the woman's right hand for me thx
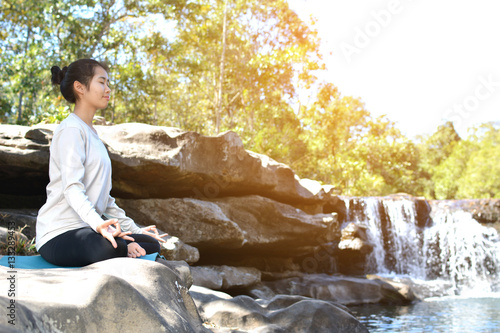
[96,219,134,248]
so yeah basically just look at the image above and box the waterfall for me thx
[342,196,500,295]
[424,205,500,294]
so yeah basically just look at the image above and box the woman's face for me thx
[80,66,111,110]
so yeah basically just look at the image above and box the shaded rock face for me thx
[190,286,369,333]
[0,123,324,206]
[335,223,373,276]
[0,126,53,198]
[0,209,37,238]
[96,124,322,205]
[160,236,200,264]
[338,223,372,253]
[191,265,262,291]
[0,258,210,333]
[116,195,339,268]
[251,274,415,306]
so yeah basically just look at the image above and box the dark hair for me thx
[51,59,108,104]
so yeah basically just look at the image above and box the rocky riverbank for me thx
[1,122,498,332]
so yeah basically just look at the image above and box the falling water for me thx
[424,206,500,294]
[342,196,500,295]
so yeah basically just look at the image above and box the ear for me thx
[73,81,86,98]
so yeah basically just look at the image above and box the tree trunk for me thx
[17,91,23,124]
[216,0,228,134]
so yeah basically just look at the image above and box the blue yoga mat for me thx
[0,253,158,269]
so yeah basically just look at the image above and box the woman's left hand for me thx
[97,219,134,248]
[142,225,168,243]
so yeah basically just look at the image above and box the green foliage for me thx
[455,123,500,199]
[419,122,499,199]
[432,140,473,199]
[1,0,497,199]
[291,83,424,196]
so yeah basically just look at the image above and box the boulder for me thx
[191,265,261,291]
[190,286,369,333]
[0,125,53,198]
[117,195,339,257]
[251,273,415,305]
[160,236,200,264]
[335,223,373,275]
[0,209,38,239]
[0,258,210,332]
[0,226,29,245]
[0,123,326,206]
[96,123,321,205]
[366,275,417,302]
[338,222,372,253]
[205,256,303,275]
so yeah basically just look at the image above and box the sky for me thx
[288,0,500,139]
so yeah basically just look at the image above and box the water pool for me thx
[349,296,500,333]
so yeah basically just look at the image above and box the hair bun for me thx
[50,65,68,85]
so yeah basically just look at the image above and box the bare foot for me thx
[127,242,146,258]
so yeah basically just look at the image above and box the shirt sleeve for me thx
[55,127,105,231]
[103,195,143,234]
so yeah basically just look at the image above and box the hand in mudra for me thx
[96,219,134,248]
[127,242,146,258]
[141,225,168,243]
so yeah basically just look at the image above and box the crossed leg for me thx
[39,227,160,267]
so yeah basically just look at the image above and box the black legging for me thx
[38,227,161,267]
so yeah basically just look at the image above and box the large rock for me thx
[0,123,325,206]
[190,265,262,291]
[0,125,53,198]
[0,258,210,332]
[160,236,200,264]
[0,209,38,238]
[251,273,416,306]
[97,123,321,204]
[338,222,372,253]
[0,226,29,245]
[190,286,369,333]
[117,195,339,256]
[336,222,373,275]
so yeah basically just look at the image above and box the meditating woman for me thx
[36,59,166,266]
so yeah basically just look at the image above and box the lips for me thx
[104,96,110,100]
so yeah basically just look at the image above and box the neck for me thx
[73,104,96,127]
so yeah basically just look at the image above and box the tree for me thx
[456,123,500,199]
[162,0,323,138]
[416,121,462,198]
[4,0,494,199]
[1,0,53,124]
[432,139,474,199]
[294,83,423,196]
[425,122,499,199]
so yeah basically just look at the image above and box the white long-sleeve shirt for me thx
[36,113,141,251]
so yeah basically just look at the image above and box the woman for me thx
[36,59,166,267]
